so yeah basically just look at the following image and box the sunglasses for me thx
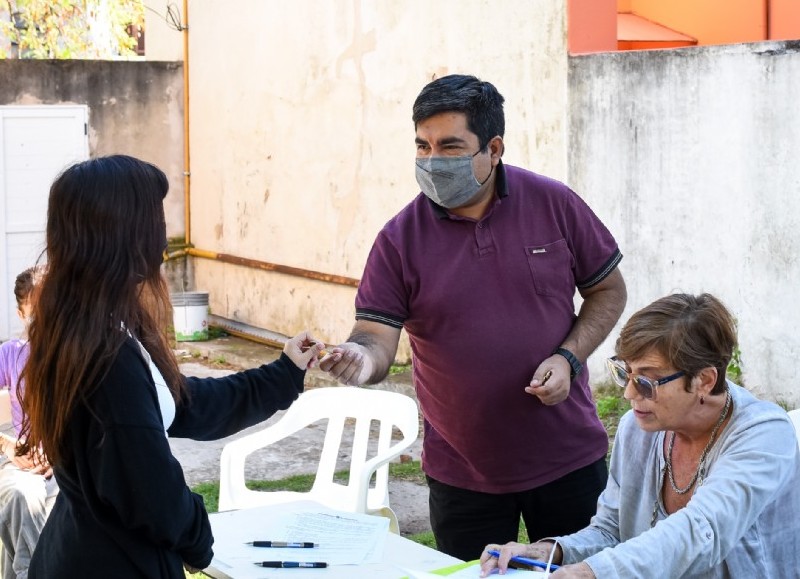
[606,356,685,400]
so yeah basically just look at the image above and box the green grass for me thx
[192,472,349,514]
[383,460,426,483]
[388,363,412,375]
[207,325,229,340]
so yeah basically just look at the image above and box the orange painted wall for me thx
[771,0,800,40]
[625,0,765,45]
[571,0,800,53]
[568,0,617,54]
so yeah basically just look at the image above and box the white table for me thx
[204,502,463,579]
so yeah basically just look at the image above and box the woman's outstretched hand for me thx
[284,331,326,369]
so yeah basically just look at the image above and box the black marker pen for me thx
[254,561,328,568]
[245,541,318,548]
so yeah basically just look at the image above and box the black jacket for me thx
[30,338,305,578]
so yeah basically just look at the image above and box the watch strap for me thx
[554,347,582,379]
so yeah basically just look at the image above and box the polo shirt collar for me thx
[427,159,508,219]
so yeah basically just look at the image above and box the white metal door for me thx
[0,105,89,340]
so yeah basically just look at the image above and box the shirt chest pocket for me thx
[525,239,575,297]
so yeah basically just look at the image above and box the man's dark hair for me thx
[412,74,505,151]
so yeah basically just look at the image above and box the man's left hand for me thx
[526,354,571,405]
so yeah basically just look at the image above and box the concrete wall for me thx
[568,40,800,403]
[0,60,185,243]
[183,0,570,353]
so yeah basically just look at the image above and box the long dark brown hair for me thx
[20,155,184,465]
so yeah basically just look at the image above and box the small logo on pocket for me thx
[529,248,546,254]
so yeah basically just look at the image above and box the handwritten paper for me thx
[209,502,390,578]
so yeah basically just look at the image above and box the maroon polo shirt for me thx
[355,162,622,493]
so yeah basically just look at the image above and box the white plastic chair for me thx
[217,387,419,533]
[788,409,800,450]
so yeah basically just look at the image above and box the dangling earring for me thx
[700,395,705,405]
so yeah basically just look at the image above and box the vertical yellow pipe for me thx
[182,0,191,245]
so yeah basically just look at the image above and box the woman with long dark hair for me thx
[20,155,324,577]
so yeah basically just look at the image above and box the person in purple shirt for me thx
[320,74,627,561]
[0,266,58,579]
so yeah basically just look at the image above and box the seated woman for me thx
[481,293,800,578]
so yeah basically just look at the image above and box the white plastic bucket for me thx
[171,291,209,342]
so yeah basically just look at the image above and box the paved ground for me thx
[170,335,432,536]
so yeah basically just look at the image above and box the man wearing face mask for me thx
[320,74,627,561]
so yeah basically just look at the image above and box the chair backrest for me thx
[218,387,419,521]
[787,409,800,450]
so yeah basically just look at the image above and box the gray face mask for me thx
[415,151,489,209]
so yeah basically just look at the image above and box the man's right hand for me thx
[318,343,374,386]
[318,319,402,386]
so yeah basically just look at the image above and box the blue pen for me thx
[487,549,560,571]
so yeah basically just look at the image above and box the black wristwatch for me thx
[554,347,582,379]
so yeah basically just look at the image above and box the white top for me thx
[134,339,176,432]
